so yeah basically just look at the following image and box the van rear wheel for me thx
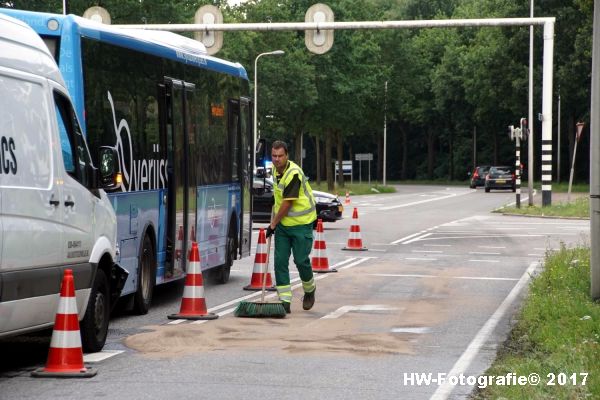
[133,235,156,315]
[81,269,109,353]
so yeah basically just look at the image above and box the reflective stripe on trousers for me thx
[276,285,292,303]
[302,277,315,293]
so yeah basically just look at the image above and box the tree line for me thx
[5,0,593,189]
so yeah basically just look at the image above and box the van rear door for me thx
[0,70,64,332]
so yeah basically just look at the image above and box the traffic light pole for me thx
[116,16,556,207]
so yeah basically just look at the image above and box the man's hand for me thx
[265,225,275,238]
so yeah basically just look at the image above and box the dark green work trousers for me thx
[274,222,315,289]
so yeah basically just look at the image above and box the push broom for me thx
[234,211,286,318]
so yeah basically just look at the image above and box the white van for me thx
[0,14,126,352]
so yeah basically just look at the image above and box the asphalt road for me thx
[0,185,590,400]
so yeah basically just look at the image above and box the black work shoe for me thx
[302,289,315,310]
[282,302,291,314]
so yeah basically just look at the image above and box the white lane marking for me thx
[469,251,501,255]
[368,274,519,281]
[406,257,438,261]
[391,327,431,334]
[337,257,377,270]
[83,350,125,363]
[429,262,540,400]
[392,231,427,244]
[402,233,433,245]
[413,234,545,243]
[469,259,500,263]
[321,305,399,319]
[478,246,506,249]
[189,257,377,323]
[368,248,387,252]
[169,257,369,325]
[391,216,482,245]
[380,191,472,211]
[412,250,443,253]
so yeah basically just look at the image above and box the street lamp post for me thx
[383,81,388,186]
[253,50,284,167]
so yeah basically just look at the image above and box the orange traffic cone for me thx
[312,219,337,273]
[244,228,276,291]
[168,242,218,320]
[342,208,367,251]
[32,269,96,378]
[344,190,351,205]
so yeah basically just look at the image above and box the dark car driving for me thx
[469,165,490,188]
[252,177,343,224]
[484,166,516,192]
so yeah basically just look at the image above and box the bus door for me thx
[239,98,252,257]
[160,78,193,277]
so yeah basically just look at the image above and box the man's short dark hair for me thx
[272,140,288,155]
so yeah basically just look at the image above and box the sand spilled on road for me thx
[125,262,460,359]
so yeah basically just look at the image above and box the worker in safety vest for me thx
[265,140,317,314]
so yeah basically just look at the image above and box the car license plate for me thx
[496,179,506,184]
[338,206,343,212]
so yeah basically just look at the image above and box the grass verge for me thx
[498,197,589,219]
[472,246,600,399]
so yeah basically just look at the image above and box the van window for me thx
[54,92,93,187]
[55,104,75,173]
[0,74,51,188]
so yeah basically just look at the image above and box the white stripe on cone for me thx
[56,297,78,315]
[182,284,205,299]
[49,329,82,349]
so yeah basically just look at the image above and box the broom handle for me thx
[260,207,275,303]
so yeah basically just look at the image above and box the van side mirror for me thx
[98,146,121,189]
[255,138,266,168]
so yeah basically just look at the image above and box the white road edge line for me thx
[367,274,519,281]
[429,261,540,400]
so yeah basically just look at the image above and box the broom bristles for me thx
[234,300,287,318]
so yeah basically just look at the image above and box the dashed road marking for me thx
[167,257,376,325]
[83,350,124,363]
[321,305,399,320]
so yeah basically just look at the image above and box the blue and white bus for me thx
[1,9,253,317]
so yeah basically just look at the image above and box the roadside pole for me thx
[591,0,600,300]
[516,128,522,209]
[567,122,585,202]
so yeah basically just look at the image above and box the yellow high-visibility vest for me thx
[273,161,316,226]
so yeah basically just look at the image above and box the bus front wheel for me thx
[215,231,235,284]
[133,235,156,314]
